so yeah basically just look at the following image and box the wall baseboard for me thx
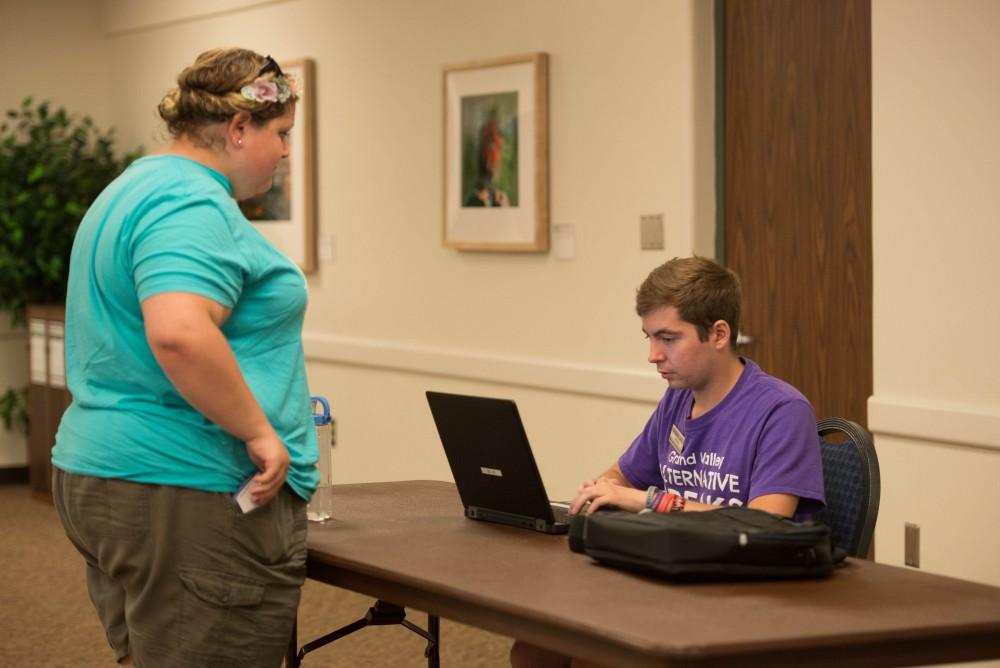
[868,396,1000,452]
[0,466,28,485]
[303,333,663,404]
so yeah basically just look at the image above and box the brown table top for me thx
[305,481,1000,667]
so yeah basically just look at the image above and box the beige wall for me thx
[0,0,111,122]
[0,0,111,466]
[871,0,1000,586]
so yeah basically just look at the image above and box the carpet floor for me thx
[0,482,513,667]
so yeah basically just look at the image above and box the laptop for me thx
[426,391,571,534]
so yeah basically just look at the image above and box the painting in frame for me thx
[442,53,549,252]
[239,57,317,273]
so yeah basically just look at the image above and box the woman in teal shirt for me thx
[51,48,318,667]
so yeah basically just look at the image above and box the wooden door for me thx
[724,0,872,426]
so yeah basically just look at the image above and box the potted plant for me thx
[0,97,140,432]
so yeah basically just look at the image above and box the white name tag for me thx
[669,424,686,453]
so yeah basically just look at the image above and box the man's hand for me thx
[569,476,646,515]
[245,431,290,504]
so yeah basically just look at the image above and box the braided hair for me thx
[158,48,298,145]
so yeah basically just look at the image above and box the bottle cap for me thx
[310,396,331,425]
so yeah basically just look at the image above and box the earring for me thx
[237,138,243,146]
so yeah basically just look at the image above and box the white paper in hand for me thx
[233,476,261,514]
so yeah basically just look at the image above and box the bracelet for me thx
[655,492,672,513]
[645,486,658,509]
[652,492,686,513]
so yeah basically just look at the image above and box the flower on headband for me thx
[284,74,302,99]
[240,75,301,104]
[241,77,279,103]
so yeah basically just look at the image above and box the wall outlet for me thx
[904,522,920,568]
[640,214,664,250]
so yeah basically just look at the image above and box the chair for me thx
[813,417,881,558]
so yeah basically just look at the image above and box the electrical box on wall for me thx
[905,523,920,568]
[640,214,664,250]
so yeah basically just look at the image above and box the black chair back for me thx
[813,417,880,558]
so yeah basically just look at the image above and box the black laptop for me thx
[426,391,570,534]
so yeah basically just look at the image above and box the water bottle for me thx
[306,396,334,522]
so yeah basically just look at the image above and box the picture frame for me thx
[442,53,549,252]
[239,58,317,273]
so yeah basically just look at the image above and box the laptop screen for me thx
[426,391,556,523]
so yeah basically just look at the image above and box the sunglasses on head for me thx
[258,55,285,78]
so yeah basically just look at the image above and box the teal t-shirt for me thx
[52,155,319,500]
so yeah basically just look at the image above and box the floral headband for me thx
[239,55,301,104]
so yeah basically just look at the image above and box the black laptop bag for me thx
[568,507,842,581]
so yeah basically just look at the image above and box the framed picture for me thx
[442,53,549,252]
[239,58,317,273]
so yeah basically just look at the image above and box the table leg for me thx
[293,600,438,665]
[426,614,440,668]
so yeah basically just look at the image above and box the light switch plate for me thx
[640,214,664,250]
[319,233,336,262]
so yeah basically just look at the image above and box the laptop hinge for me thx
[467,506,565,534]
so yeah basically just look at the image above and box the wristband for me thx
[645,486,658,509]
[654,492,672,513]
[653,492,685,513]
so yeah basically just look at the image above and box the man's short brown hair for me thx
[635,256,742,350]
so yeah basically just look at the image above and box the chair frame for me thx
[817,417,881,558]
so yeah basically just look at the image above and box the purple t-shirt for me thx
[619,358,825,519]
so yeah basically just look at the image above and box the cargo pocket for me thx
[177,567,266,664]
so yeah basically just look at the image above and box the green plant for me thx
[0,386,27,432]
[1,97,141,322]
[0,97,141,431]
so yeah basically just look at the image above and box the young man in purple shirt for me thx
[569,255,824,519]
[511,256,825,668]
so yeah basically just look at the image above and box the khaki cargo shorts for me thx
[53,467,307,668]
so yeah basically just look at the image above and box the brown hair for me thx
[158,48,297,144]
[635,256,742,350]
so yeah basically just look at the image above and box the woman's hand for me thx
[245,431,291,504]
